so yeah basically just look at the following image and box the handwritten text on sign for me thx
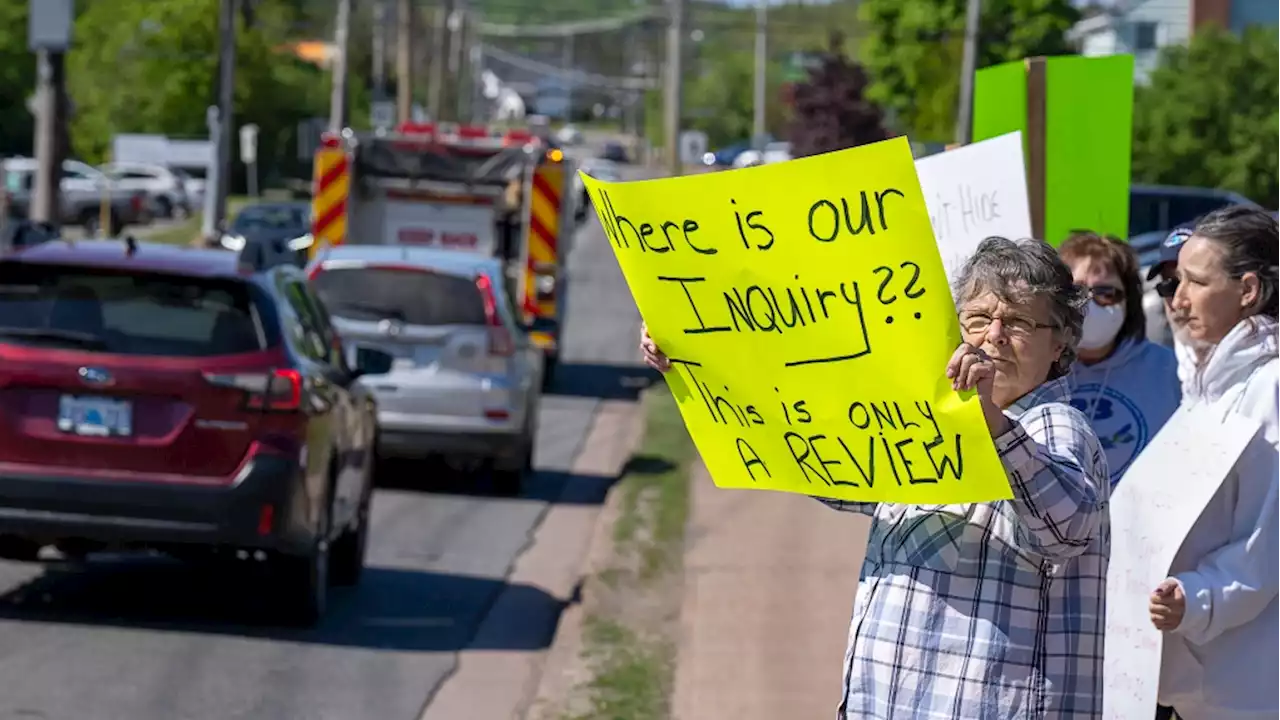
[916,132,1033,282]
[582,137,1009,503]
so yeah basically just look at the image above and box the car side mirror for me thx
[353,346,394,377]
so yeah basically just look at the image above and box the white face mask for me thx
[1079,300,1125,351]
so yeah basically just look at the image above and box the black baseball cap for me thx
[1146,225,1194,280]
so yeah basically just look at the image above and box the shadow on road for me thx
[374,458,618,506]
[545,361,659,401]
[0,559,563,652]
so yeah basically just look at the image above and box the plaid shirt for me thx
[822,377,1110,719]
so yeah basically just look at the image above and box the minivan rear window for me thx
[0,264,266,357]
[312,267,487,327]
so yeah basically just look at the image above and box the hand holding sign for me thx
[586,136,1009,503]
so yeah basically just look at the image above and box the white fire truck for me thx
[307,122,576,378]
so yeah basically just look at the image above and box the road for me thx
[0,161,653,720]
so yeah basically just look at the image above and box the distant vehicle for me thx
[702,141,750,168]
[556,124,584,145]
[312,123,573,386]
[1129,184,1260,238]
[219,201,313,265]
[601,141,630,164]
[308,245,543,495]
[762,141,793,164]
[732,149,764,168]
[3,158,150,235]
[0,238,389,625]
[573,158,621,222]
[100,162,193,220]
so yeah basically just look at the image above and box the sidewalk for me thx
[672,464,871,719]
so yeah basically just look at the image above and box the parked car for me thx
[307,245,542,495]
[556,124,584,146]
[600,141,630,164]
[1129,183,1260,238]
[701,140,752,168]
[761,141,793,164]
[0,238,390,625]
[219,201,313,265]
[3,158,150,235]
[100,161,193,219]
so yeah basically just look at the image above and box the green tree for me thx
[683,48,788,149]
[66,0,349,188]
[859,0,1080,142]
[1133,26,1278,207]
[0,2,36,158]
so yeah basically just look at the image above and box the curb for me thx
[524,391,651,720]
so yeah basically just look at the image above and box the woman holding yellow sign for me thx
[642,236,1110,720]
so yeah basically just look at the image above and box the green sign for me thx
[973,55,1134,245]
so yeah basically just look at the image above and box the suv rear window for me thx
[0,264,266,357]
[312,267,487,327]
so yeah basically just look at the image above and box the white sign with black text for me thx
[914,132,1033,281]
[1102,406,1260,720]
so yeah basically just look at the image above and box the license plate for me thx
[57,395,133,437]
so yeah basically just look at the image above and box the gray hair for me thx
[952,236,1088,379]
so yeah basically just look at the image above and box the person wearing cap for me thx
[1152,222,1218,392]
[1059,231,1181,485]
[1148,206,1278,720]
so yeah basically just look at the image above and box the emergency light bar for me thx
[392,122,543,150]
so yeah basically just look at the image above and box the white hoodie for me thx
[1158,316,1280,720]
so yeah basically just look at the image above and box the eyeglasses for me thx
[1155,277,1179,299]
[959,312,1056,337]
[1079,284,1126,307]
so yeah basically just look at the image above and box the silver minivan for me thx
[307,245,542,494]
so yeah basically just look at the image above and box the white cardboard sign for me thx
[915,132,1033,282]
[1103,406,1260,720]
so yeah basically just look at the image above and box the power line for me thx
[481,44,657,89]
[477,8,661,38]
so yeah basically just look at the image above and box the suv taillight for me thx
[203,368,303,412]
[475,274,515,357]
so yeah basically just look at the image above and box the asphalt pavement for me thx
[0,159,653,720]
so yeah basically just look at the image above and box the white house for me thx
[1067,0,1278,83]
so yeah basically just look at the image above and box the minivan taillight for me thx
[475,274,515,357]
[203,368,303,412]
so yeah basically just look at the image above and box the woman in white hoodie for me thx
[1149,205,1279,720]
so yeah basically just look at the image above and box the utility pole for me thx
[752,0,766,149]
[663,0,684,176]
[562,34,575,123]
[30,49,66,228]
[329,0,352,131]
[454,8,471,123]
[445,2,466,122]
[955,0,982,145]
[206,0,237,239]
[28,0,73,230]
[395,0,413,123]
[373,0,388,104]
[429,0,453,120]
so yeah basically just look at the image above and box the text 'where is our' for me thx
[580,136,1011,503]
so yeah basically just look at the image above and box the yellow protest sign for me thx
[582,136,1011,503]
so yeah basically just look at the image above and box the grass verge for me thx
[137,195,257,245]
[566,383,696,720]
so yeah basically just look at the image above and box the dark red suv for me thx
[0,239,390,625]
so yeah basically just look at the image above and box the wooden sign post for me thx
[1024,57,1048,242]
